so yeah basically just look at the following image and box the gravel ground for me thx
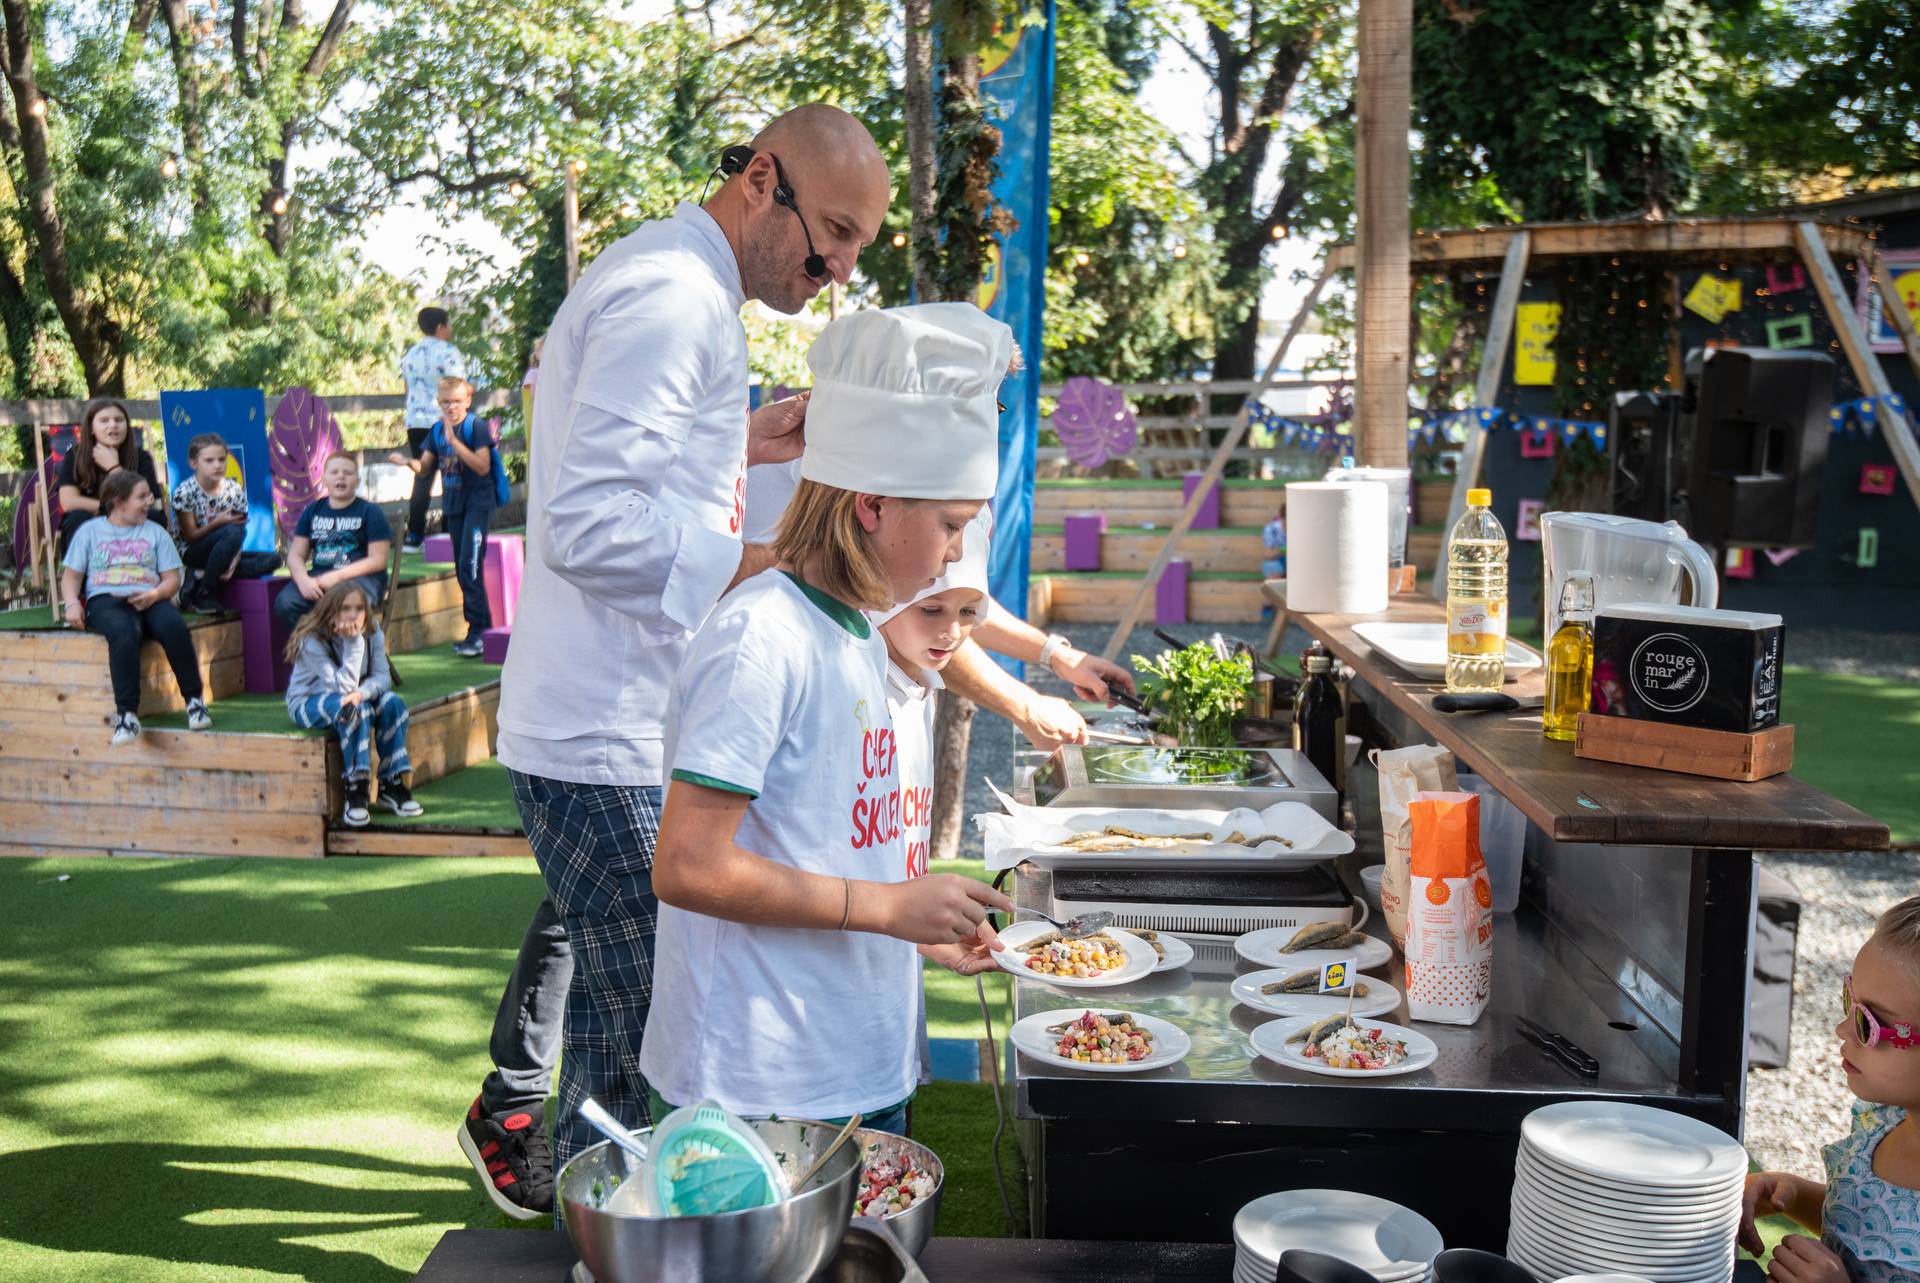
[960,613,1917,1175]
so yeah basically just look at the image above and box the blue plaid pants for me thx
[289,691,411,782]
[508,769,660,1167]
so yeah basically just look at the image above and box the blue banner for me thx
[159,388,276,553]
[978,2,1054,660]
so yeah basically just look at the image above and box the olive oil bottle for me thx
[1544,571,1597,742]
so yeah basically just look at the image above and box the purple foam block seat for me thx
[420,533,454,563]
[1183,472,1221,530]
[1063,512,1106,571]
[220,574,294,693]
[483,534,525,629]
[1155,559,1190,626]
[482,627,512,665]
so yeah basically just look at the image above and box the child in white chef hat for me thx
[641,303,1015,1135]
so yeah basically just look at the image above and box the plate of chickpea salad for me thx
[1010,1008,1191,1073]
[992,921,1159,988]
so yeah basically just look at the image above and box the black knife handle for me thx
[1432,692,1519,714]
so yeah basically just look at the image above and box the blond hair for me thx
[284,580,374,663]
[437,375,472,397]
[771,479,895,612]
[1873,897,1920,982]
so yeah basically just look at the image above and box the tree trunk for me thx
[902,0,938,300]
[927,691,977,871]
[0,0,122,394]
[159,0,211,213]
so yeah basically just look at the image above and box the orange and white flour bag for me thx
[1405,790,1493,1026]
[1371,744,1457,951]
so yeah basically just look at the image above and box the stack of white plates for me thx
[1234,1189,1443,1283]
[1507,1102,1746,1283]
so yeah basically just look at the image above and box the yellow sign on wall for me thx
[1683,274,1742,323]
[1513,302,1562,386]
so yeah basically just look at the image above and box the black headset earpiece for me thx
[707,144,827,282]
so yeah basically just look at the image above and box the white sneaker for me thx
[186,698,212,731]
[110,713,142,746]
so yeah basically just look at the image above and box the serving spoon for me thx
[1017,908,1115,940]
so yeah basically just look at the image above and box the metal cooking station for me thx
[1005,598,1889,1248]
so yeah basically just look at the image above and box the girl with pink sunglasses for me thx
[1741,896,1920,1283]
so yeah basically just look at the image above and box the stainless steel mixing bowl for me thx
[557,1118,860,1283]
[849,1129,944,1257]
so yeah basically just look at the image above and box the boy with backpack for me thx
[389,376,504,657]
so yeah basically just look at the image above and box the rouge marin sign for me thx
[1632,633,1710,713]
[1591,605,1784,733]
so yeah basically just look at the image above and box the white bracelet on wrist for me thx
[1038,633,1072,671]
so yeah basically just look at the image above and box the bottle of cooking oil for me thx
[1445,488,1509,693]
[1543,570,1596,742]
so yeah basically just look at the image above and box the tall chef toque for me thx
[800,302,1012,501]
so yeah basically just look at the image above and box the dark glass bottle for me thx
[1292,644,1346,806]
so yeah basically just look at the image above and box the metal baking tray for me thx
[1029,744,1337,821]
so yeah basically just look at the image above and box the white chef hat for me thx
[801,303,1011,501]
[880,506,993,624]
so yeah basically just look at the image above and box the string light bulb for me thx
[1270,224,1285,240]
[568,158,587,176]
[160,155,178,179]
[26,98,44,119]
[508,181,527,198]
[1073,250,1090,266]
[891,232,907,248]
[269,193,288,215]
[1173,241,1188,259]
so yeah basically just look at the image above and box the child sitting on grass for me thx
[172,432,281,612]
[283,581,423,828]
[61,469,212,744]
[1742,895,1920,1282]
[275,452,393,629]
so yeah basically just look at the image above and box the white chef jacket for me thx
[642,570,919,1118]
[497,202,752,786]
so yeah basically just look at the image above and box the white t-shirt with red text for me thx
[643,570,918,1119]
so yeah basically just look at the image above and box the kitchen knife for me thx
[1516,1015,1600,1078]
[1431,692,1546,714]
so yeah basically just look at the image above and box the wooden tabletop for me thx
[1292,596,1889,853]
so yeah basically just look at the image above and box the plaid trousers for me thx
[508,769,661,1166]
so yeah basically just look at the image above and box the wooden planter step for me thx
[1574,713,1795,782]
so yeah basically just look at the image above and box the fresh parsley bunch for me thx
[1131,642,1253,748]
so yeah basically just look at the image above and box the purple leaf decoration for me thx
[1053,376,1137,469]
[270,387,343,539]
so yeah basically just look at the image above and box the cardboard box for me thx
[1590,602,1784,733]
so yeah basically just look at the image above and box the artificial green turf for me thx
[365,759,521,831]
[0,602,61,630]
[145,648,501,733]
[0,854,1026,1282]
[1781,665,1920,845]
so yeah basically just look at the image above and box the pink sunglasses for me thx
[1844,975,1920,1050]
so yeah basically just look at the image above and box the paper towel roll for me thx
[1285,480,1390,614]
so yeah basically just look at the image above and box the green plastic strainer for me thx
[644,1100,787,1217]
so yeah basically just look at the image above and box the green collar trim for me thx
[780,571,870,639]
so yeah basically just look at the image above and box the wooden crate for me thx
[327,828,530,858]
[1030,529,1265,574]
[0,618,245,722]
[1574,714,1795,782]
[1034,484,1286,530]
[1038,575,1266,624]
[384,573,468,653]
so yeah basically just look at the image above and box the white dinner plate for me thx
[1554,1275,1657,1283]
[1516,1149,1744,1209]
[1505,1190,1751,1244]
[1233,1189,1443,1279]
[1233,926,1394,972]
[1149,933,1195,973]
[1249,1016,1439,1079]
[1521,1102,1746,1189]
[1352,621,1543,681]
[1505,1222,1733,1283]
[1514,1171,1743,1231]
[1009,1007,1191,1074]
[1509,1199,1736,1264]
[1231,968,1402,1020]
[992,921,1158,988]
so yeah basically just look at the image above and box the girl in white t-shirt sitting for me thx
[642,304,1014,1135]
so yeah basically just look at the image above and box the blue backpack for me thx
[436,414,511,507]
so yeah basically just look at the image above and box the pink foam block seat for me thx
[1155,558,1190,626]
[1182,472,1220,530]
[220,574,293,693]
[483,534,525,629]
[481,627,512,665]
[420,533,454,563]
[1063,512,1106,571]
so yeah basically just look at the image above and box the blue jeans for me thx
[289,690,411,782]
[509,769,662,1168]
[182,526,280,603]
[445,500,494,638]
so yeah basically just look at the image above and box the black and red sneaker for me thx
[458,1095,553,1220]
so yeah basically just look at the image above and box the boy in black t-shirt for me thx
[273,452,394,628]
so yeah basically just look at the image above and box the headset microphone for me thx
[713,144,827,282]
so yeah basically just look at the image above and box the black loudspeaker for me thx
[1676,347,1834,549]
[1607,390,1681,523]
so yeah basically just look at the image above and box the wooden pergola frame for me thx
[1325,216,1920,547]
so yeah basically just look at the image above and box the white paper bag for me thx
[1370,744,1457,951]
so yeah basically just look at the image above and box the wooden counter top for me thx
[1293,596,1889,852]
